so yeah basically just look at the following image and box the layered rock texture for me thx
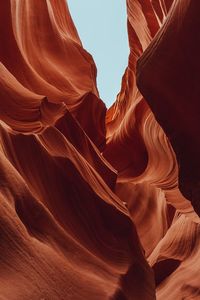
[0,0,199,299]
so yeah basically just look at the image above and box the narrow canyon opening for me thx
[67,0,129,107]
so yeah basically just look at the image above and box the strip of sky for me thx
[67,0,129,108]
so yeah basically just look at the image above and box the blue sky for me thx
[67,0,129,108]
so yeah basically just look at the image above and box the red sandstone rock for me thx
[0,0,199,299]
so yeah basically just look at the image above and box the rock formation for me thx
[0,1,199,299]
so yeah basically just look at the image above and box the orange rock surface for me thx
[0,1,199,299]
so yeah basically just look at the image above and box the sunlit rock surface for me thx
[0,0,199,299]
